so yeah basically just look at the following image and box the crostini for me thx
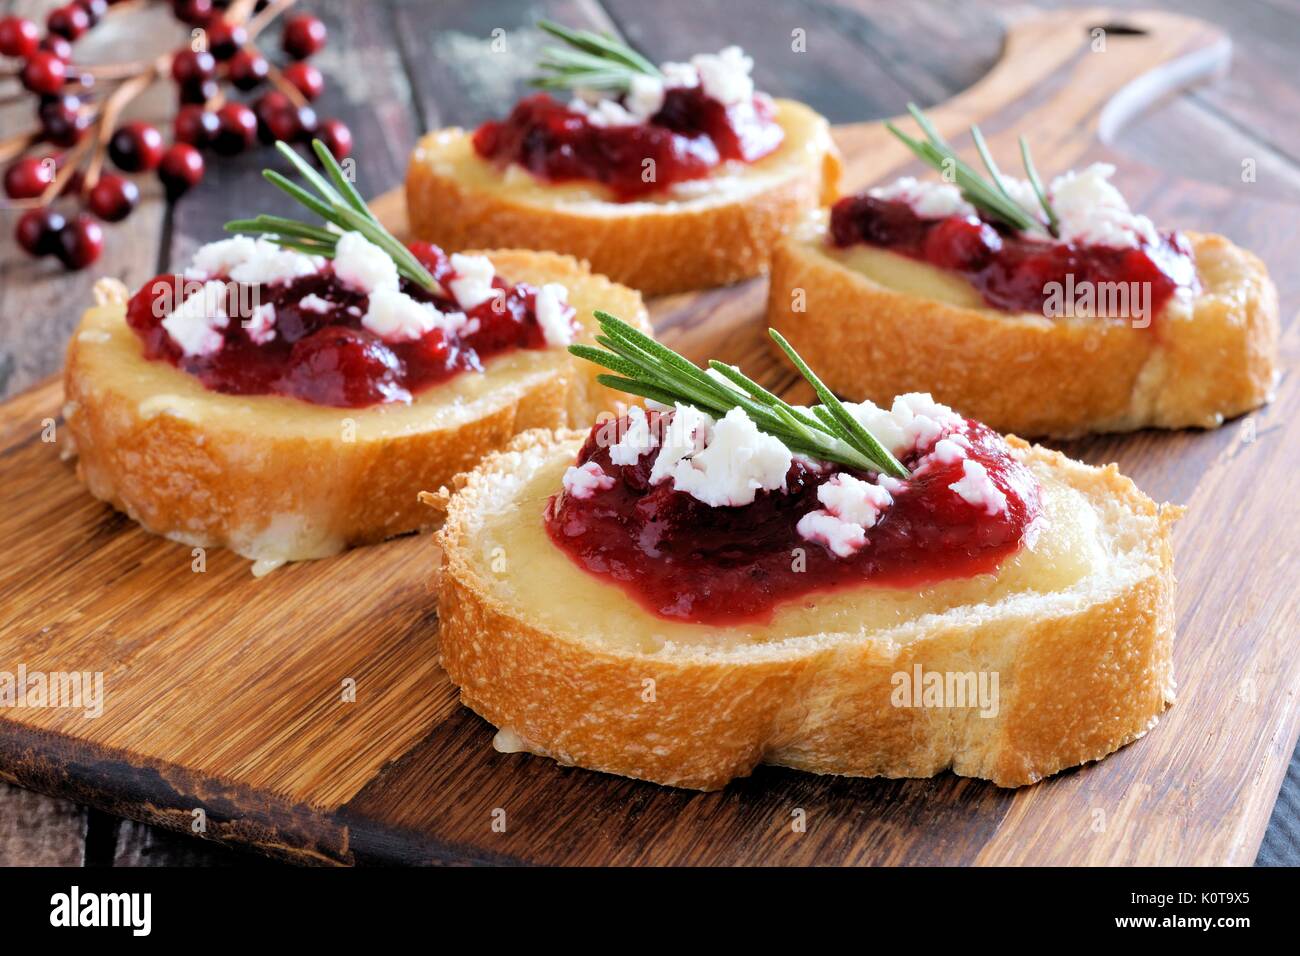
[429,314,1180,790]
[62,141,648,574]
[406,21,840,296]
[768,107,1278,437]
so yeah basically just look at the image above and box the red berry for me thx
[281,13,326,59]
[212,102,257,155]
[923,216,1002,271]
[88,173,139,222]
[316,118,352,160]
[38,94,89,147]
[171,0,213,27]
[205,19,246,60]
[282,61,323,100]
[174,104,219,146]
[253,91,294,143]
[108,121,164,171]
[291,104,318,141]
[56,213,104,270]
[21,52,68,96]
[75,0,108,27]
[47,4,90,41]
[4,156,56,199]
[0,16,40,58]
[285,327,404,407]
[171,47,216,85]
[15,208,67,257]
[227,48,268,90]
[158,142,204,198]
[39,34,73,60]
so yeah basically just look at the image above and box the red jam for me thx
[125,242,557,408]
[545,410,1041,625]
[829,195,1197,321]
[472,89,784,201]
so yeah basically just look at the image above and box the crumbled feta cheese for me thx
[817,473,892,528]
[448,253,497,309]
[796,510,866,559]
[333,231,399,294]
[186,236,323,285]
[1000,176,1045,221]
[869,176,976,220]
[668,406,792,507]
[244,302,276,345]
[929,437,968,465]
[162,280,229,357]
[844,392,962,456]
[362,288,442,342]
[949,459,1007,515]
[610,405,656,466]
[298,294,332,313]
[570,97,640,128]
[626,73,666,119]
[229,245,322,286]
[691,46,754,106]
[562,461,615,499]
[660,60,700,89]
[649,403,713,485]
[877,474,908,495]
[534,282,575,347]
[1050,163,1159,249]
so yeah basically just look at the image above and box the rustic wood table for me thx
[1,0,1297,866]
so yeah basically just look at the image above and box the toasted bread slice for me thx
[62,252,648,572]
[405,99,841,296]
[767,226,1278,437]
[432,428,1181,790]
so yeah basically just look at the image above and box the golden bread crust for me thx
[766,230,1278,437]
[62,252,649,566]
[405,100,841,296]
[434,429,1181,790]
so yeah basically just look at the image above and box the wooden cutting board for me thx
[1,7,1296,865]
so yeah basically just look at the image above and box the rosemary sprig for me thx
[885,103,1060,238]
[531,19,660,94]
[570,312,909,478]
[223,140,441,293]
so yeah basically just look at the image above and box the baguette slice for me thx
[62,252,648,572]
[767,226,1279,437]
[406,99,840,296]
[432,428,1181,791]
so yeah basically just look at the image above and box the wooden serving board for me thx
[2,7,1297,866]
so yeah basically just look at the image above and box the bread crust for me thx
[405,100,841,296]
[433,429,1181,790]
[767,229,1279,437]
[62,252,649,568]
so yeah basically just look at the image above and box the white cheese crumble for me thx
[186,236,323,286]
[609,405,655,466]
[949,459,1007,515]
[534,282,575,347]
[843,392,963,457]
[667,406,791,507]
[162,280,229,357]
[298,294,332,313]
[362,288,437,342]
[448,253,497,309]
[869,176,976,220]
[795,510,865,559]
[929,437,968,465]
[1049,163,1159,249]
[569,96,640,128]
[626,73,666,119]
[796,474,893,558]
[649,403,712,485]
[244,302,276,345]
[562,461,615,499]
[691,46,754,106]
[333,230,399,294]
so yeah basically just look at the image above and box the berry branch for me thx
[0,0,351,270]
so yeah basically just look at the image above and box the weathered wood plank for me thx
[0,782,85,866]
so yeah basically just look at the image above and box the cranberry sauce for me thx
[544,410,1041,626]
[125,243,554,408]
[472,88,784,201]
[829,195,1196,320]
